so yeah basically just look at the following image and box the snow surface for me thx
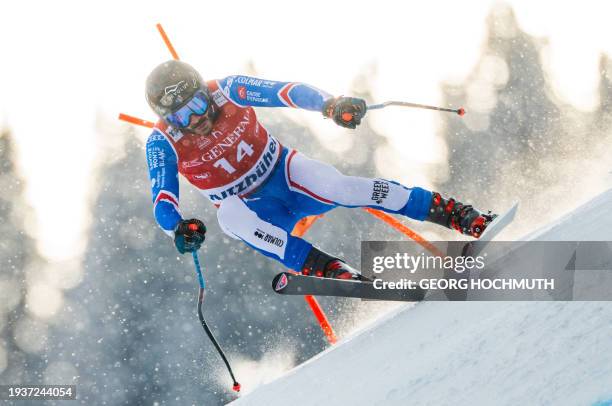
[230,189,612,406]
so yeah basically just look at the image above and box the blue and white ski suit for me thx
[146,75,432,270]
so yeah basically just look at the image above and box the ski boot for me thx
[302,247,370,281]
[426,192,497,238]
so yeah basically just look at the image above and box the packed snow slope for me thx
[230,189,612,406]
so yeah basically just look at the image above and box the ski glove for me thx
[322,96,367,129]
[174,219,207,254]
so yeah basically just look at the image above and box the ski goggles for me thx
[164,90,211,129]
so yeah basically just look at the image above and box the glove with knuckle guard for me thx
[174,218,207,254]
[322,96,367,129]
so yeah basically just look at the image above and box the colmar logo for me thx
[237,86,247,99]
[253,228,284,247]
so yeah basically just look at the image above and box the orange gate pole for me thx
[290,216,338,344]
[363,208,445,257]
[118,113,155,128]
[156,23,180,60]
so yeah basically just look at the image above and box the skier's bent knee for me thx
[216,197,248,240]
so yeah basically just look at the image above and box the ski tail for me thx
[272,272,424,302]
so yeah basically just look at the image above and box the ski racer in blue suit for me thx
[144,60,496,280]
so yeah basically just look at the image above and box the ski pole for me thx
[191,250,241,392]
[367,101,465,116]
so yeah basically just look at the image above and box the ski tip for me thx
[477,201,520,241]
[232,382,241,392]
[507,201,520,215]
[457,107,466,116]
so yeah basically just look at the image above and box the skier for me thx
[145,60,496,280]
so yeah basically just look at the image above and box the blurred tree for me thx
[438,5,585,222]
[436,4,612,236]
[596,55,612,128]
[0,130,46,385]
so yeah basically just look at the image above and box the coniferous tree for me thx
[439,6,576,225]
[0,130,46,385]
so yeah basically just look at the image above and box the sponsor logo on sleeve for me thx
[237,86,247,99]
[222,76,235,95]
[236,77,263,86]
[149,132,166,142]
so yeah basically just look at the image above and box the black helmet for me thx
[145,60,206,118]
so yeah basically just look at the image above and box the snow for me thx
[230,189,612,406]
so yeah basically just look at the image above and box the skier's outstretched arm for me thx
[146,131,207,253]
[218,75,331,111]
[217,75,366,129]
[146,131,183,237]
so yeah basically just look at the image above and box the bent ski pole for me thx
[367,101,465,116]
[192,251,241,392]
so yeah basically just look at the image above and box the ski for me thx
[272,203,518,302]
[271,272,425,302]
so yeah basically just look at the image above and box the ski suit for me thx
[145,76,432,270]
